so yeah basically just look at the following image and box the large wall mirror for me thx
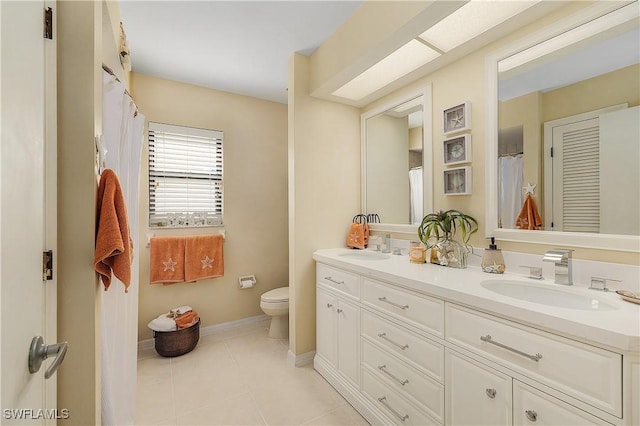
[486,2,640,251]
[362,86,433,231]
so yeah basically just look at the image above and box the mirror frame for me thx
[362,84,433,234]
[485,2,640,252]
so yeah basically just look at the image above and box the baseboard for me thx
[286,349,315,367]
[138,314,268,353]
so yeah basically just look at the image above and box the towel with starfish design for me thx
[185,234,224,282]
[150,236,186,284]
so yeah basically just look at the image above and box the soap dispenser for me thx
[481,237,505,274]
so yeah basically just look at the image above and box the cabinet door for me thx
[316,288,337,366]
[446,349,512,426]
[337,299,360,384]
[513,381,611,425]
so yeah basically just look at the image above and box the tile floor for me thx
[136,319,369,425]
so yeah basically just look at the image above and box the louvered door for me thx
[551,118,600,233]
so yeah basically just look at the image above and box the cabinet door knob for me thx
[485,388,496,399]
[525,410,537,422]
[337,308,343,313]
[326,303,333,308]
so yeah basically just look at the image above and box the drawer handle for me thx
[378,364,409,386]
[377,396,409,422]
[324,276,344,285]
[480,334,543,362]
[378,296,409,310]
[378,332,409,350]
[485,388,496,399]
[525,410,537,422]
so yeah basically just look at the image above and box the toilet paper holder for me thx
[238,275,256,289]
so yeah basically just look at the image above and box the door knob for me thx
[28,336,68,379]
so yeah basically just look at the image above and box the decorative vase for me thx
[430,238,468,269]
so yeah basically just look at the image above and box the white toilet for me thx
[260,287,289,339]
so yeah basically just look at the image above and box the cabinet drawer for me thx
[513,381,612,425]
[363,278,444,337]
[445,303,622,416]
[445,349,512,426]
[363,310,444,382]
[362,368,440,426]
[317,263,360,298]
[363,340,444,423]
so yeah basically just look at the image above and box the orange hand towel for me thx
[515,194,543,230]
[184,234,224,282]
[346,223,365,249]
[175,310,199,329]
[150,237,186,284]
[94,169,132,291]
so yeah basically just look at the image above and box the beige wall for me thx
[288,54,360,356]
[130,73,288,341]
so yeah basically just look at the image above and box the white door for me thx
[316,288,337,366]
[336,299,359,384]
[1,1,59,423]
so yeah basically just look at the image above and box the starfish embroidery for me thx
[163,257,178,272]
[350,232,360,243]
[201,256,214,269]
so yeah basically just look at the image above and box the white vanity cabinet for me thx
[313,255,635,426]
[315,265,360,386]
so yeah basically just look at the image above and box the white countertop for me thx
[313,248,640,352]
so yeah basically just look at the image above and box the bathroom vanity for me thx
[313,248,639,426]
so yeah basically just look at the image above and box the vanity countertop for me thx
[313,248,640,352]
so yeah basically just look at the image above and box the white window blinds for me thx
[148,122,223,227]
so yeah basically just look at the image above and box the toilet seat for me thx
[261,286,289,303]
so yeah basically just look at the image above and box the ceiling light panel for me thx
[419,0,539,52]
[332,40,440,101]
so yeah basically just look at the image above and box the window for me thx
[148,122,223,227]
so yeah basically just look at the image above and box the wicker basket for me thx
[153,319,200,357]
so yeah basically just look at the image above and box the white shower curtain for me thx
[409,167,423,225]
[101,70,145,425]
[498,155,524,229]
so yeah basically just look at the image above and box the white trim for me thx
[286,349,315,367]
[138,314,268,352]
[361,84,433,227]
[485,2,640,252]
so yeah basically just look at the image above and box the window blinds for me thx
[148,122,223,227]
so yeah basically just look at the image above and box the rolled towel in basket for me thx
[175,310,199,329]
[148,315,177,332]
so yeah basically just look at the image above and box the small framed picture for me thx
[443,102,471,135]
[443,166,471,195]
[443,134,471,165]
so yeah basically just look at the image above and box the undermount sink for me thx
[481,280,618,311]
[338,251,390,261]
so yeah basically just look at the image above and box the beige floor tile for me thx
[176,392,266,426]
[302,403,369,426]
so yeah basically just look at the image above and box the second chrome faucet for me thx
[542,249,574,285]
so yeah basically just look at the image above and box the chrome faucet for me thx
[542,249,574,285]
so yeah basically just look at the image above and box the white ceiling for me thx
[118,1,363,104]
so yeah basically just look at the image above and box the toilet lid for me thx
[261,286,289,302]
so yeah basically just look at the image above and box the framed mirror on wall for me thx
[362,85,433,232]
[485,2,640,252]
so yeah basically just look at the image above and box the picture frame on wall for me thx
[443,166,471,195]
[443,101,471,135]
[443,134,471,165]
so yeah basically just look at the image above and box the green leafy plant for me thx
[418,209,479,248]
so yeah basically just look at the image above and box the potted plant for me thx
[418,209,478,268]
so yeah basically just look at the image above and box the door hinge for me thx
[43,7,53,40]
[550,147,554,157]
[551,221,554,228]
[43,250,53,281]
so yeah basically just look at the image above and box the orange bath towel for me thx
[150,237,186,284]
[184,234,224,282]
[94,169,132,291]
[515,194,543,230]
[347,223,365,249]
